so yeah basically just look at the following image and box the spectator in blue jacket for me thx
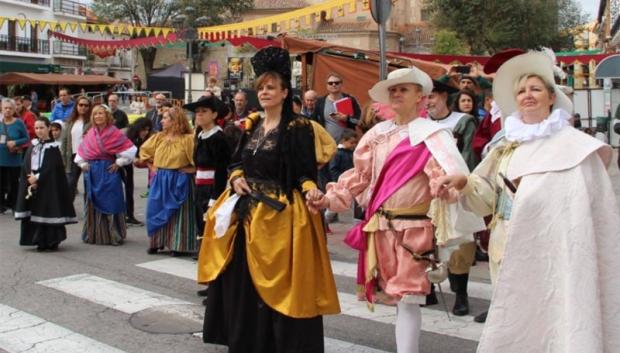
[0,98,29,213]
[50,88,74,122]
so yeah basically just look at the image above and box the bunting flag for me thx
[197,0,360,40]
[0,0,366,46]
[49,30,178,51]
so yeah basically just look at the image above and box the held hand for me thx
[107,163,120,173]
[27,173,37,185]
[232,177,252,195]
[80,163,90,172]
[334,112,347,122]
[6,140,16,148]
[305,189,329,214]
[431,175,468,199]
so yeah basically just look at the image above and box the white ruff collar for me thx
[197,125,222,140]
[504,108,571,143]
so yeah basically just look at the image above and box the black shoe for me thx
[452,293,470,316]
[449,273,470,316]
[48,243,59,251]
[474,311,488,323]
[197,289,208,297]
[475,247,489,262]
[147,248,158,255]
[36,246,46,252]
[423,284,438,306]
[126,217,144,226]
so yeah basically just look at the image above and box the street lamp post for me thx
[172,9,208,103]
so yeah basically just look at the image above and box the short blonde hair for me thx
[513,74,555,98]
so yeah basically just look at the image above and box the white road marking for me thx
[136,259,484,341]
[0,304,127,353]
[37,274,190,315]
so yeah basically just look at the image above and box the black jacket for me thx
[311,93,362,129]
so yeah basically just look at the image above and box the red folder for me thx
[333,97,354,116]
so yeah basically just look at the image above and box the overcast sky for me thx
[578,0,598,21]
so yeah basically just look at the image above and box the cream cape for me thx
[408,118,485,249]
[477,127,620,353]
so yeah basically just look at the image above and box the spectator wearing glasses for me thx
[312,73,361,143]
[50,88,74,123]
[60,96,91,202]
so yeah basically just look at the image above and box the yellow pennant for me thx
[0,18,5,31]
[79,22,88,32]
[68,22,78,32]
[16,19,27,30]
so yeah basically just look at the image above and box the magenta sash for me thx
[344,138,431,250]
[78,124,134,161]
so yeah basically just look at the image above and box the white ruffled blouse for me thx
[504,108,571,143]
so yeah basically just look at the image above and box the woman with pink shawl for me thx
[75,105,136,245]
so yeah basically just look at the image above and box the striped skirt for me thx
[148,184,196,253]
[82,198,126,245]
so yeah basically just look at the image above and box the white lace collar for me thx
[504,108,571,143]
[197,125,222,140]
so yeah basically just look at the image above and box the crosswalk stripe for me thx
[137,258,493,301]
[0,304,127,353]
[330,260,493,301]
[36,274,391,352]
[135,259,483,342]
[37,274,191,315]
[193,333,391,353]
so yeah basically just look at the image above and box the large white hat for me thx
[368,67,433,104]
[493,51,573,116]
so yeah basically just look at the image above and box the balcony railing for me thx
[0,34,49,55]
[53,0,86,16]
[14,0,51,6]
[53,41,86,56]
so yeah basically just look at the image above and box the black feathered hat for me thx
[251,47,292,82]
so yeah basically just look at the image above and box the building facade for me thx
[0,0,87,74]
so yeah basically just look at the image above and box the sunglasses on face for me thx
[327,81,342,86]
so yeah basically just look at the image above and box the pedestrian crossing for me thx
[0,304,126,353]
[1,257,490,353]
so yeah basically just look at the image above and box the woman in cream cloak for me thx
[438,51,620,353]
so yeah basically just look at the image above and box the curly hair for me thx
[164,107,193,135]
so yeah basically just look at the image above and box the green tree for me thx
[432,30,468,55]
[91,0,253,76]
[424,0,588,54]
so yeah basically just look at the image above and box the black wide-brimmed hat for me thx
[183,95,224,115]
[431,80,459,94]
[251,46,292,82]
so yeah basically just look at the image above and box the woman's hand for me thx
[27,173,37,186]
[306,188,329,214]
[107,163,120,173]
[6,140,16,149]
[80,163,90,172]
[179,166,196,174]
[431,175,468,199]
[232,177,251,195]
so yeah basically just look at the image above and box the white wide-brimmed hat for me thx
[368,67,433,104]
[493,51,573,116]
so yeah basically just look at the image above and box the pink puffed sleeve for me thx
[424,157,458,203]
[325,130,375,212]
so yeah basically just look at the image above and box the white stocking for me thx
[395,301,421,353]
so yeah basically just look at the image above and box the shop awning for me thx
[0,62,61,74]
[0,72,124,85]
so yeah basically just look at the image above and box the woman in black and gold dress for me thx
[197,47,340,352]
